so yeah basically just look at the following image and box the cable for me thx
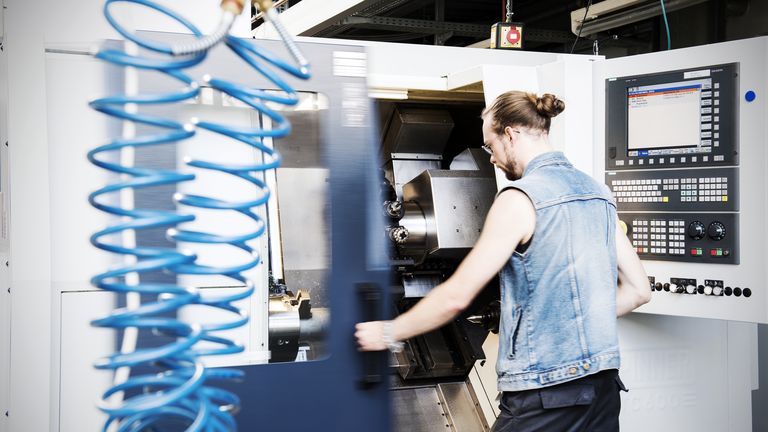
[569,0,593,54]
[660,0,671,50]
[90,0,310,430]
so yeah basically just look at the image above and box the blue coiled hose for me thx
[89,0,310,430]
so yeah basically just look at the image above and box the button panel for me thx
[648,276,752,299]
[620,212,738,264]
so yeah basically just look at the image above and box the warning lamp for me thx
[490,0,523,50]
[490,22,524,50]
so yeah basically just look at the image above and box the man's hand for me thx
[355,321,387,351]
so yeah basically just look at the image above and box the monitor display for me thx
[605,63,737,170]
[627,80,708,150]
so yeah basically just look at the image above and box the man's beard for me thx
[502,159,522,181]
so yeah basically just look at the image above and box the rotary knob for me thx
[685,284,697,294]
[707,222,726,241]
[712,286,724,296]
[671,285,684,294]
[687,221,706,240]
[703,285,713,295]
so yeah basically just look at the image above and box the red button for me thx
[710,249,717,256]
[691,248,697,255]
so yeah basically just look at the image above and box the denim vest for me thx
[496,151,620,392]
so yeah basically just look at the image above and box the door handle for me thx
[357,283,384,388]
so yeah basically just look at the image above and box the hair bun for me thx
[535,93,565,118]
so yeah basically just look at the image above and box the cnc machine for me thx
[1,1,767,431]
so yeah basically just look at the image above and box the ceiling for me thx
[251,0,750,57]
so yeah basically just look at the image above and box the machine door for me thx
[224,41,392,431]
[130,36,392,431]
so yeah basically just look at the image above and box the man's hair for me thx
[482,91,565,135]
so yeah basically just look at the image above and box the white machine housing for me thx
[0,1,764,431]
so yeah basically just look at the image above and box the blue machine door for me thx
[123,35,391,431]
[225,40,390,432]
[204,41,392,431]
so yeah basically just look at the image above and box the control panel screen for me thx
[605,63,738,170]
[627,80,704,151]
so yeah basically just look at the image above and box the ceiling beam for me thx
[341,16,489,37]
[252,0,380,38]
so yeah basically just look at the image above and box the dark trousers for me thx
[491,369,627,432]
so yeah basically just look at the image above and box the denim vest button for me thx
[568,367,577,375]
[583,363,591,370]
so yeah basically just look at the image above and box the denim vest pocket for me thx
[539,384,596,409]
[507,305,523,359]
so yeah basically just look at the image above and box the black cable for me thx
[569,0,593,54]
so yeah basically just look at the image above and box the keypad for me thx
[610,177,728,204]
[611,179,667,203]
[630,219,686,256]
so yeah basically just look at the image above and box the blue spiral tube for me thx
[89,0,310,430]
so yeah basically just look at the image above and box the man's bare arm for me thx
[355,189,535,350]
[615,219,651,316]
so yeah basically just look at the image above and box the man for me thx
[356,91,650,431]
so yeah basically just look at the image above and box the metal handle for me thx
[357,283,384,388]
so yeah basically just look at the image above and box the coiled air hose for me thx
[89,0,310,430]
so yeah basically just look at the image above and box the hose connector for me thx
[221,0,246,15]
[253,0,273,13]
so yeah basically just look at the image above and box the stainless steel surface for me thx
[392,381,489,432]
[391,159,441,198]
[381,107,454,157]
[268,290,324,362]
[283,269,329,308]
[401,170,496,258]
[449,148,495,178]
[272,98,328,169]
[401,273,441,298]
[275,168,330,272]
[437,382,490,431]
[392,386,451,431]
[268,295,301,349]
[398,201,427,252]
[298,307,329,340]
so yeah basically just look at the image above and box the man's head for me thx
[481,91,565,180]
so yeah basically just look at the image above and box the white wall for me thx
[0,12,10,429]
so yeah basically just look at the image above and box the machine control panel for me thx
[606,63,740,265]
[621,212,738,264]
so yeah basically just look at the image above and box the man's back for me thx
[496,151,620,391]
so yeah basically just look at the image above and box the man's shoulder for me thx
[495,187,536,213]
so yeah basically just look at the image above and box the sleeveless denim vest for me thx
[496,151,620,392]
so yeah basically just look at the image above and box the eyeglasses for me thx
[482,129,519,155]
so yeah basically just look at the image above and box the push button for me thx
[690,248,703,256]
